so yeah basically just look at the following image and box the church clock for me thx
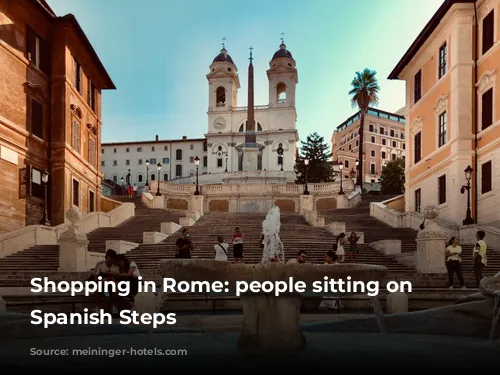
[213,117,227,130]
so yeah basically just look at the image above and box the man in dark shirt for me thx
[175,228,192,259]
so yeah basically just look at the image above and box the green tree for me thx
[295,132,334,184]
[380,157,405,195]
[348,69,380,189]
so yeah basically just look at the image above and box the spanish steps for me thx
[0,195,498,289]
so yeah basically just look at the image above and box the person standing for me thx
[445,237,465,289]
[347,232,360,263]
[335,233,346,263]
[127,184,133,199]
[175,229,193,259]
[473,230,487,287]
[214,235,229,261]
[231,227,244,262]
[132,183,138,199]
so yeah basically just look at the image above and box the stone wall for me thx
[166,198,189,210]
[316,197,336,211]
[208,199,229,212]
[274,199,295,212]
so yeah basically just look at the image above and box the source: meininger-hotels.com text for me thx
[29,276,412,328]
[30,348,188,357]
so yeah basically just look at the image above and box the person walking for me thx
[473,230,487,287]
[445,236,465,289]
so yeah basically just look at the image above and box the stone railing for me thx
[0,201,135,259]
[100,196,123,213]
[171,170,297,185]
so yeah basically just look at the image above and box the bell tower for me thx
[207,38,240,113]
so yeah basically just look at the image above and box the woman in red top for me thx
[231,227,244,262]
[127,184,133,198]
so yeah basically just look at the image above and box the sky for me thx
[47,0,444,144]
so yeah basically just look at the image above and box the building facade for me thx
[389,0,500,227]
[101,136,207,189]
[331,108,406,189]
[0,0,115,233]
[205,43,299,176]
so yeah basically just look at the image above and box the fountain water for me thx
[261,206,284,263]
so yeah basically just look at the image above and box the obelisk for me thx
[242,46,259,171]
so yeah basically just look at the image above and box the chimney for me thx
[155,134,159,141]
[182,136,187,140]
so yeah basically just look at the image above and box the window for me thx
[278,155,283,165]
[72,57,82,93]
[414,189,421,213]
[163,173,169,181]
[126,148,129,152]
[72,179,79,206]
[403,143,406,150]
[348,144,352,151]
[390,129,395,137]
[113,160,117,166]
[481,161,492,194]
[102,148,104,154]
[151,147,155,152]
[414,132,422,164]
[138,174,143,183]
[438,111,447,147]
[439,43,447,78]
[101,161,105,167]
[392,153,396,161]
[203,142,207,152]
[344,160,349,168]
[26,26,49,74]
[438,175,446,205]
[382,138,386,146]
[150,158,156,164]
[137,147,142,152]
[162,158,169,164]
[30,98,43,139]
[482,10,494,54]
[190,156,194,163]
[382,151,386,159]
[176,149,182,160]
[203,156,207,167]
[138,159,143,165]
[371,136,375,143]
[30,167,44,200]
[150,174,156,181]
[72,118,80,153]
[112,175,117,183]
[370,150,375,157]
[369,124,374,132]
[190,145,194,150]
[414,70,422,103]
[392,141,397,148]
[164,146,168,151]
[88,138,96,167]
[217,158,223,167]
[175,164,182,177]
[89,191,95,213]
[482,88,493,130]
[126,160,130,165]
[88,79,96,112]
[356,140,359,146]
[113,148,117,153]
[379,127,384,135]
[370,164,376,174]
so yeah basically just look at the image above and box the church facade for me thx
[205,43,299,177]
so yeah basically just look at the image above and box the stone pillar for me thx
[242,147,259,171]
[238,294,306,351]
[415,205,447,273]
[58,208,90,272]
[300,194,314,214]
[153,195,164,209]
[336,194,348,209]
[190,195,204,216]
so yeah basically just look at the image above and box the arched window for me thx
[189,171,195,177]
[176,164,182,177]
[176,149,182,160]
[276,82,287,103]
[112,175,118,183]
[216,86,226,106]
[137,174,143,183]
[163,173,168,181]
[239,121,263,132]
[150,174,156,181]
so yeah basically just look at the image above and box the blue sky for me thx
[47,0,443,144]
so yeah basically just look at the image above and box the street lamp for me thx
[355,159,360,190]
[461,165,474,225]
[194,156,200,195]
[277,143,284,172]
[145,159,150,187]
[121,177,124,195]
[155,163,162,196]
[225,154,228,172]
[41,170,50,226]
[303,158,310,195]
[338,161,345,195]
[127,168,131,185]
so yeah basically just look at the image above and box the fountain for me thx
[159,206,388,351]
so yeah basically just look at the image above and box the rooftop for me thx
[336,107,406,132]
[102,137,206,147]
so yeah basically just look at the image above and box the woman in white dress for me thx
[335,233,346,263]
[214,235,229,261]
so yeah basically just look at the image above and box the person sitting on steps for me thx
[214,235,229,261]
[286,250,307,264]
[107,254,141,311]
[92,249,120,314]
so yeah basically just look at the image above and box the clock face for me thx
[214,117,227,130]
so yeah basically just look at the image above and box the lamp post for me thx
[155,163,162,196]
[194,156,200,195]
[338,161,345,195]
[355,158,360,191]
[303,158,310,195]
[41,170,50,226]
[145,159,150,187]
[127,169,131,185]
[461,165,474,225]
[121,177,124,195]
[225,154,228,172]
[277,143,284,172]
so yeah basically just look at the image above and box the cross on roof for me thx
[280,32,285,44]
[222,37,226,49]
[249,46,253,63]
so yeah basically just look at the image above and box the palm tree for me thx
[349,69,380,190]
